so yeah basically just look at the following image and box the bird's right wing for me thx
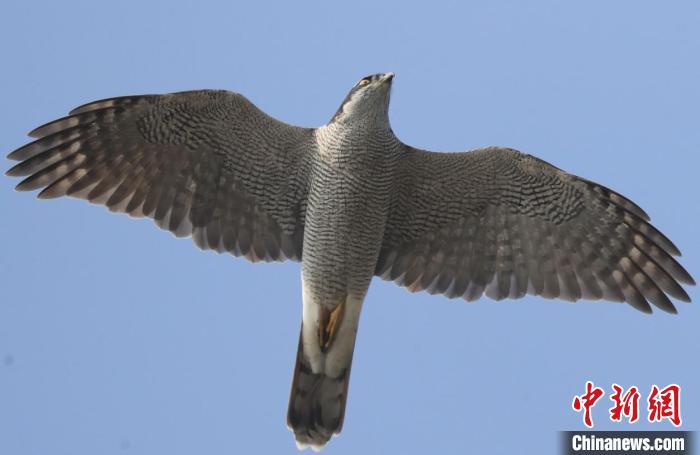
[376,146,694,313]
[7,90,315,262]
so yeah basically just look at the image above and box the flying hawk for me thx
[6,72,694,450]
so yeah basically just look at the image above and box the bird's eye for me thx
[357,78,371,86]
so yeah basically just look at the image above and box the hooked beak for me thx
[380,72,395,84]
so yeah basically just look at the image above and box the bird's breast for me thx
[301,130,400,302]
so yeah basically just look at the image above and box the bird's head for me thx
[331,72,394,126]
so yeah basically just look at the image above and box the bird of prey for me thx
[6,72,694,450]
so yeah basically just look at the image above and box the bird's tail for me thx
[287,331,353,451]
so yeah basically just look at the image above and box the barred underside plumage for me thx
[303,125,400,301]
[8,90,312,261]
[6,74,694,451]
[376,146,693,313]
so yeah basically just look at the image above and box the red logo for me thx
[572,383,682,428]
[648,384,682,427]
[572,381,605,428]
[609,384,640,423]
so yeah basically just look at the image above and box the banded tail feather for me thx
[287,330,352,451]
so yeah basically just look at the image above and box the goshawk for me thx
[6,72,694,450]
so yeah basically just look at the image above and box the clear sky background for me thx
[1,1,698,454]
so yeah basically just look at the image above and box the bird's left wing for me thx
[7,90,315,262]
[376,145,694,313]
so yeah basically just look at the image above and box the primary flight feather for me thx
[6,72,694,450]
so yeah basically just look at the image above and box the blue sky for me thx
[1,1,698,454]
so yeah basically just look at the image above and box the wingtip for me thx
[27,125,44,139]
[637,304,654,315]
[662,238,682,257]
[5,166,19,177]
[677,269,696,287]
[36,187,62,200]
[7,149,24,161]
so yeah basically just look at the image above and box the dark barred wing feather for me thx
[7,90,313,262]
[376,146,694,313]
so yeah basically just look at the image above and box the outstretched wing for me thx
[7,90,315,262]
[376,146,694,313]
